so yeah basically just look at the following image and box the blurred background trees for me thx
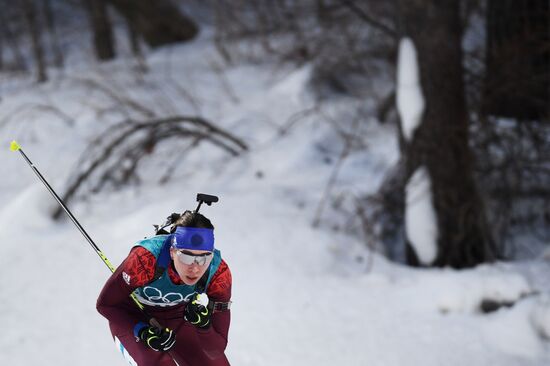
[0,0,198,79]
[207,0,549,268]
[0,0,547,268]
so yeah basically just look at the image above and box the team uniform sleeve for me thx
[198,260,233,358]
[96,247,156,333]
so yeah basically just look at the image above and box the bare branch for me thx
[53,115,248,219]
[339,0,397,39]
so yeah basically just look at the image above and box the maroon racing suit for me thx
[97,246,232,366]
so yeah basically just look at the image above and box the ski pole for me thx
[10,140,187,364]
[9,140,145,311]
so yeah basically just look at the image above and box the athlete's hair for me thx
[172,210,214,231]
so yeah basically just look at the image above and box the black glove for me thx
[135,323,176,352]
[184,293,211,329]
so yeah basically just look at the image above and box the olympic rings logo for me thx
[141,286,194,305]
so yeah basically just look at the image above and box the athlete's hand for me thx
[184,293,211,329]
[135,323,176,352]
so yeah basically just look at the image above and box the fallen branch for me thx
[53,115,248,219]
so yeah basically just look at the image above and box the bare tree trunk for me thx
[213,1,232,64]
[399,0,498,268]
[0,33,3,71]
[85,0,116,61]
[127,20,141,57]
[42,0,64,67]
[126,19,148,73]
[21,0,47,82]
[108,0,198,48]
[0,12,27,71]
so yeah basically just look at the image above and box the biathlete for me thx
[97,209,232,366]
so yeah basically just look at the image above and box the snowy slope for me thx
[0,32,549,366]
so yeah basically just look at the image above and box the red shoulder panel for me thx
[207,259,232,302]
[122,247,157,287]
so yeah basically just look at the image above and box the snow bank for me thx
[481,298,546,359]
[530,294,550,340]
[0,185,53,229]
[432,268,532,314]
[377,264,533,315]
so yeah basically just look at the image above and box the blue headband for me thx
[171,227,214,251]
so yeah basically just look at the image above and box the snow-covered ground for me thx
[0,31,549,366]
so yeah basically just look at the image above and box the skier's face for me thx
[170,248,213,285]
